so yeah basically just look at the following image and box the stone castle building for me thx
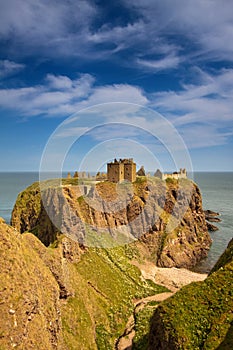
[154,168,187,180]
[107,158,136,183]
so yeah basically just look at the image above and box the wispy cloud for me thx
[0,60,25,78]
[0,66,232,150]
[137,55,181,71]
[0,73,148,117]
[0,0,97,58]
[123,0,233,63]
[153,68,233,125]
[1,0,233,69]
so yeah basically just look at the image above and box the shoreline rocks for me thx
[204,209,221,231]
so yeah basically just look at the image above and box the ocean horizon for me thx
[0,171,232,273]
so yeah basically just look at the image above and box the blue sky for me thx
[0,0,233,171]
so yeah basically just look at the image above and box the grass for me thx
[149,242,233,349]
[8,175,209,349]
[133,306,157,350]
[60,244,168,349]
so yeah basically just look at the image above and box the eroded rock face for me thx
[11,178,211,268]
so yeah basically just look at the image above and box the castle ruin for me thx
[107,158,136,183]
[154,168,187,180]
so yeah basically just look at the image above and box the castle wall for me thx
[155,168,187,181]
[124,163,136,182]
[107,159,136,183]
[107,163,124,183]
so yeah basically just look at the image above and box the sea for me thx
[0,172,232,273]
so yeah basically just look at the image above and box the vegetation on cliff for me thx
[0,218,167,350]
[148,238,233,349]
[1,176,215,349]
[0,218,61,350]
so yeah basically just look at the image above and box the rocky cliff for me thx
[148,237,233,350]
[11,177,211,268]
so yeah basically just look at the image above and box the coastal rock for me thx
[206,222,219,231]
[11,178,211,269]
[204,209,221,230]
[204,209,220,217]
[148,238,233,350]
[206,217,221,222]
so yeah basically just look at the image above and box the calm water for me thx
[0,172,232,273]
[193,172,233,273]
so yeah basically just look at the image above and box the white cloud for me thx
[137,55,181,71]
[180,124,233,149]
[0,67,232,151]
[152,68,233,125]
[0,0,97,58]
[0,60,25,78]
[122,0,233,64]
[0,73,148,117]
[46,74,73,90]
[147,67,233,148]
[1,0,232,71]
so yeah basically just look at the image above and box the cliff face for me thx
[11,177,211,268]
[148,238,233,350]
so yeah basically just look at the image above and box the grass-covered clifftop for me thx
[148,237,233,349]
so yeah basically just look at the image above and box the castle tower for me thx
[123,159,136,182]
[107,158,136,183]
[107,160,124,183]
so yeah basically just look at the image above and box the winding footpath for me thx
[115,262,207,350]
[115,292,174,350]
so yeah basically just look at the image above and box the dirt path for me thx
[116,292,174,350]
[115,263,207,350]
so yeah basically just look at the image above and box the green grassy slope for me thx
[148,238,233,350]
[0,218,168,350]
[60,245,167,349]
[0,218,60,350]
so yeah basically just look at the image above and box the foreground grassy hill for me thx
[0,218,167,350]
[148,238,233,349]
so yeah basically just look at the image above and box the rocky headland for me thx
[11,177,211,269]
[0,176,219,349]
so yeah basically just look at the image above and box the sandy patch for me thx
[133,261,207,292]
